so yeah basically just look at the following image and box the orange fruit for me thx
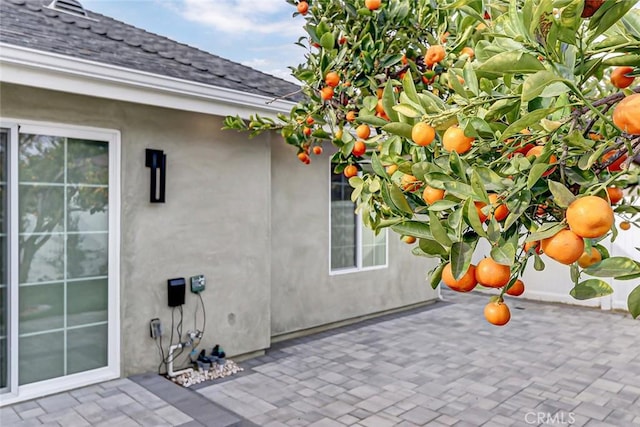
[297,152,310,163]
[475,201,488,223]
[335,128,343,140]
[375,99,385,115]
[610,66,635,89]
[484,301,511,326]
[566,195,614,238]
[475,257,511,288]
[376,87,384,99]
[365,0,381,11]
[325,71,340,88]
[577,247,602,268]
[303,126,312,137]
[343,164,358,178]
[422,186,445,205]
[441,263,477,292]
[620,221,631,230]
[312,146,323,155]
[400,174,421,192]
[320,86,334,100]
[297,1,309,15]
[601,150,627,172]
[346,111,357,123]
[425,45,446,67]
[540,229,585,265]
[356,124,371,139]
[386,164,398,175]
[442,126,474,154]
[488,193,509,221]
[401,235,416,244]
[606,187,623,205]
[524,240,542,255]
[352,140,367,157]
[305,116,315,125]
[613,93,640,135]
[440,32,450,43]
[460,47,475,58]
[506,279,525,296]
[526,146,557,176]
[411,122,436,146]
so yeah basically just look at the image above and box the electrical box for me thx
[190,275,206,293]
[167,278,186,307]
[150,318,162,338]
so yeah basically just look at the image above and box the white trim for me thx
[0,119,120,406]
[0,43,297,119]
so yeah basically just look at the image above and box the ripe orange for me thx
[325,71,340,88]
[376,87,384,99]
[440,32,450,44]
[578,247,602,268]
[601,150,627,172]
[312,146,323,155]
[352,140,367,157]
[346,111,357,123]
[606,187,623,205]
[488,194,509,221]
[484,301,511,326]
[422,186,445,205]
[475,201,488,223]
[335,128,344,140]
[320,86,334,100]
[298,152,310,164]
[365,0,381,11]
[442,126,474,154]
[386,164,398,175]
[540,229,585,265]
[620,221,631,230]
[526,146,557,176]
[506,279,525,296]
[566,195,614,238]
[411,122,436,146]
[475,257,511,288]
[356,124,371,139]
[303,126,312,137]
[375,99,385,115]
[401,235,416,244]
[441,263,477,292]
[613,93,640,135]
[524,240,542,254]
[460,47,475,58]
[297,1,309,15]
[425,45,446,67]
[343,164,358,178]
[610,66,635,89]
[400,174,421,192]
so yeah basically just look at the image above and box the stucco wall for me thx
[1,84,272,376]
[269,141,439,336]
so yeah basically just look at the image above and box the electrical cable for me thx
[198,292,206,336]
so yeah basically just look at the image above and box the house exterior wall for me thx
[1,83,272,376]
[269,141,440,336]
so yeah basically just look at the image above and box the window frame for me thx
[329,162,388,275]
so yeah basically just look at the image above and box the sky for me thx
[81,0,308,83]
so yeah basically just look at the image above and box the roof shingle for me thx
[0,0,302,101]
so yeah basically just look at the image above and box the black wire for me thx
[156,335,166,374]
[198,292,206,337]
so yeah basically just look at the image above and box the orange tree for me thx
[225,0,640,324]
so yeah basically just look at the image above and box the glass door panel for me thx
[0,129,8,391]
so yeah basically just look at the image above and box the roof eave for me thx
[0,43,297,119]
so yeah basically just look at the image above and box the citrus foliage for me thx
[224,0,640,322]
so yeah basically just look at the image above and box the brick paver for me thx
[2,290,639,426]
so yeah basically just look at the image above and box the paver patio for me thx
[2,289,639,426]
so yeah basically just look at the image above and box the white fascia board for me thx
[0,43,297,119]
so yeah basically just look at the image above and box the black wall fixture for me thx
[145,149,166,203]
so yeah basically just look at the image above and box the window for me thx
[0,120,119,402]
[330,164,387,273]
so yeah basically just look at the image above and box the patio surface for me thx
[2,289,639,427]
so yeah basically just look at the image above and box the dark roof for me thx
[0,0,301,101]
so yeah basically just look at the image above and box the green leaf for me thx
[393,104,422,118]
[570,279,614,300]
[547,180,576,208]
[450,241,475,281]
[389,184,414,215]
[476,51,545,79]
[526,222,565,242]
[370,152,387,179]
[534,253,546,271]
[501,107,561,141]
[469,170,489,202]
[402,70,420,104]
[418,238,448,257]
[429,263,446,290]
[357,115,389,127]
[583,257,640,278]
[527,163,550,189]
[503,189,532,231]
[428,200,459,211]
[320,32,335,50]
[382,80,399,122]
[521,71,566,102]
[430,210,453,247]
[392,221,433,240]
[463,198,488,238]
[443,181,475,199]
[490,243,516,266]
[628,285,640,319]
[383,122,413,140]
